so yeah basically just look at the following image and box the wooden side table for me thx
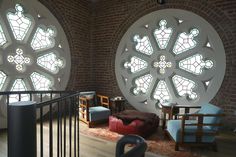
[110,97,125,113]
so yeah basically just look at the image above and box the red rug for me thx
[79,122,200,157]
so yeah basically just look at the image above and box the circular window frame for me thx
[115,9,226,114]
[0,0,71,120]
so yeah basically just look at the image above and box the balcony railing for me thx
[0,90,80,157]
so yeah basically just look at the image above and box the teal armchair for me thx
[78,91,111,127]
[166,103,224,151]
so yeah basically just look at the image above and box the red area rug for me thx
[79,122,200,157]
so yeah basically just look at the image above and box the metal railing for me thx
[0,90,80,157]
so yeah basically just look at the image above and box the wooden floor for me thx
[0,121,160,157]
[0,121,236,157]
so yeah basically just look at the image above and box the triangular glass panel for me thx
[0,23,7,46]
[0,71,7,90]
[173,28,199,55]
[30,72,52,91]
[124,56,148,73]
[205,81,210,86]
[172,75,197,100]
[179,54,214,75]
[206,42,211,47]
[133,35,153,55]
[31,27,56,51]
[133,74,153,95]
[153,80,171,104]
[9,79,30,103]
[154,20,173,49]
[178,20,183,24]
[37,52,64,73]
[6,4,32,41]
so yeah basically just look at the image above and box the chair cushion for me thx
[198,103,223,130]
[167,120,215,143]
[89,106,110,122]
[80,91,97,106]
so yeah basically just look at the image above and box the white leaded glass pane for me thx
[9,79,30,103]
[154,20,173,49]
[206,42,211,47]
[133,35,153,55]
[0,23,7,46]
[179,54,213,75]
[30,72,52,91]
[37,52,63,73]
[6,4,32,41]
[0,71,7,90]
[133,74,153,95]
[153,80,171,104]
[205,81,210,86]
[172,75,197,99]
[124,56,148,73]
[178,20,183,24]
[31,27,55,51]
[173,29,199,55]
[7,48,31,72]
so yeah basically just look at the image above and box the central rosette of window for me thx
[153,55,172,74]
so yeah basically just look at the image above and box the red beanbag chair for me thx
[109,110,159,137]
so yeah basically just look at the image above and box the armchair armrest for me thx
[78,97,90,122]
[180,113,225,143]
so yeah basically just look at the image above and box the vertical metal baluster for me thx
[64,99,66,157]
[40,93,43,102]
[30,93,32,101]
[60,103,63,157]
[40,106,43,157]
[7,94,9,106]
[6,93,10,156]
[49,103,53,157]
[50,92,53,100]
[19,93,21,101]
[40,93,43,157]
[69,97,72,157]
[76,95,79,157]
[73,96,77,157]
[77,107,79,157]
[57,101,60,157]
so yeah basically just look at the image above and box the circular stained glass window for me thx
[0,1,71,102]
[115,9,226,114]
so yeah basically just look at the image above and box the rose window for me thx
[115,9,226,114]
[0,2,71,105]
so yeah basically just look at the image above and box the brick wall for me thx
[39,0,236,127]
[91,0,236,127]
[40,0,94,91]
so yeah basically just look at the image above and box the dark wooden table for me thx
[110,97,125,113]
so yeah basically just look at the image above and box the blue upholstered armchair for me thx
[166,103,224,151]
[78,91,111,127]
